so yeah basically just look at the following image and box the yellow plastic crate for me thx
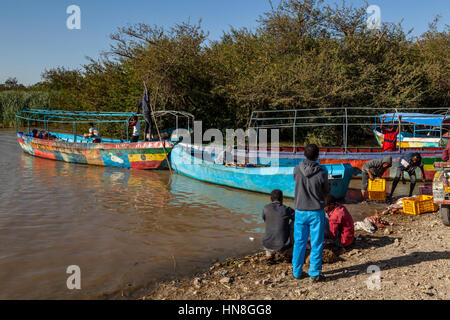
[368,179,386,192]
[368,179,386,201]
[368,191,386,201]
[402,195,436,215]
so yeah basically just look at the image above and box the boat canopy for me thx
[16,109,194,124]
[379,113,450,127]
[15,108,195,142]
[248,107,449,151]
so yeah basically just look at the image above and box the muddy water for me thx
[0,130,413,299]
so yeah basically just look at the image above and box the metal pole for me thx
[344,108,348,152]
[126,121,129,142]
[73,122,77,143]
[293,110,297,153]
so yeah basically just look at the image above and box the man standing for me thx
[380,115,402,151]
[389,152,426,199]
[292,144,330,283]
[137,90,152,141]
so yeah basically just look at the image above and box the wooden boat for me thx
[248,108,447,181]
[275,147,443,181]
[374,113,450,149]
[170,143,354,199]
[15,109,193,170]
[16,131,173,169]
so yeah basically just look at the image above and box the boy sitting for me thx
[324,195,354,248]
[262,190,295,264]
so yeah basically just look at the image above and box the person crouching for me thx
[361,156,392,201]
[324,195,355,248]
[262,190,295,265]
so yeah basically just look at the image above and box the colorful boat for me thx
[272,147,444,181]
[170,143,354,199]
[248,108,447,181]
[374,113,450,149]
[15,109,194,170]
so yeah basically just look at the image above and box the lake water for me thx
[0,129,409,299]
[0,129,273,299]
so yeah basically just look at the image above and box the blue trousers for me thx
[292,209,325,278]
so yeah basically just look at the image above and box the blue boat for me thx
[170,143,354,199]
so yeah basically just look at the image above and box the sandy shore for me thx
[141,209,449,300]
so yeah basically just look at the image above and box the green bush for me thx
[0,91,51,127]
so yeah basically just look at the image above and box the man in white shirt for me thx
[84,122,100,139]
[130,116,140,143]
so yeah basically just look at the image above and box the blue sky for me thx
[0,0,448,85]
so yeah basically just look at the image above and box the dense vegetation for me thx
[1,0,449,145]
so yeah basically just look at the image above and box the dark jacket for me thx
[362,156,392,177]
[262,202,295,250]
[294,160,330,211]
[137,95,151,115]
[399,153,424,174]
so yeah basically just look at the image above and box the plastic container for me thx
[368,179,386,192]
[402,195,436,215]
[368,179,386,201]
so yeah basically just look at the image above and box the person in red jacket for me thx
[442,140,450,161]
[380,115,402,151]
[324,195,354,248]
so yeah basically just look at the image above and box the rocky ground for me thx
[142,210,449,300]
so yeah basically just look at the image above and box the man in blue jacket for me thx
[292,144,330,283]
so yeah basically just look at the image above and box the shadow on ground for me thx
[323,251,450,281]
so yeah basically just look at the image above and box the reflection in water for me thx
[1,130,406,299]
[0,130,265,299]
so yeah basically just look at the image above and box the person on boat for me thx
[388,152,426,199]
[380,115,402,151]
[292,144,330,283]
[129,115,140,143]
[360,156,392,200]
[262,189,295,265]
[442,140,450,161]
[84,123,99,139]
[137,90,152,141]
[324,195,354,248]
[31,129,39,138]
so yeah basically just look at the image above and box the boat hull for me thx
[170,144,354,199]
[16,132,172,170]
[266,147,443,181]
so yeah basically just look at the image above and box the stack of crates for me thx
[402,195,437,215]
[368,179,386,201]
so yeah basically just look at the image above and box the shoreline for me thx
[141,210,449,300]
